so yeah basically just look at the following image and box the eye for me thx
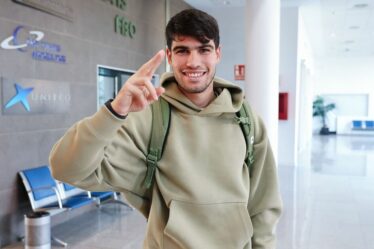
[175,49,189,54]
[199,48,212,54]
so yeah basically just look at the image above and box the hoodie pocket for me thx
[163,200,253,249]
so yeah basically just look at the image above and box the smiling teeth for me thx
[186,72,203,77]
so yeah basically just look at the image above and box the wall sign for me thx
[12,0,74,22]
[115,15,136,38]
[1,25,67,64]
[101,0,126,10]
[1,77,71,115]
[4,83,34,112]
[234,64,245,81]
[101,0,136,39]
[279,92,288,120]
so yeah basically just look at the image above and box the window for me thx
[97,66,159,110]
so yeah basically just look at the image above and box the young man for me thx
[50,9,282,249]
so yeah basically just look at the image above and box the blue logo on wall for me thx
[0,25,44,52]
[5,84,34,111]
[0,25,67,64]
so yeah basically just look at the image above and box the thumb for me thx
[155,87,165,97]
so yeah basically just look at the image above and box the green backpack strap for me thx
[144,97,171,189]
[235,101,255,173]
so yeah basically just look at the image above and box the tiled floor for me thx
[277,135,374,249]
[50,206,146,249]
[5,135,374,248]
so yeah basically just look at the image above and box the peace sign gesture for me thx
[111,50,166,116]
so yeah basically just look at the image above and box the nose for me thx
[186,51,200,68]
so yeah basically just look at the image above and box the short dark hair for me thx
[165,9,220,49]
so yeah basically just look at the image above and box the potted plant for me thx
[313,96,336,135]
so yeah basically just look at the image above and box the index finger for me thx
[138,50,165,77]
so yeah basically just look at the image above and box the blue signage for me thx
[5,84,34,111]
[1,77,71,115]
[0,25,67,64]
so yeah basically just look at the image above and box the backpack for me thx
[144,97,255,189]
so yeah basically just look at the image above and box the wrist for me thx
[105,99,128,119]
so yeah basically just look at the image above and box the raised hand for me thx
[111,50,165,116]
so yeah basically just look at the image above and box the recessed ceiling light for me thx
[349,26,360,30]
[353,3,369,9]
[330,32,336,38]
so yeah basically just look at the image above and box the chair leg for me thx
[95,198,102,208]
[52,236,68,247]
[101,199,134,210]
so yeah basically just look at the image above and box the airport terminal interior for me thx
[1,0,374,248]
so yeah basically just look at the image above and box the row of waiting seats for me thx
[352,120,374,130]
[19,165,132,246]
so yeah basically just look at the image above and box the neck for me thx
[179,85,216,108]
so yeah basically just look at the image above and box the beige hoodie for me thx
[50,72,282,249]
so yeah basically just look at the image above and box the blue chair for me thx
[19,166,96,247]
[19,166,95,212]
[58,183,111,205]
[352,120,363,130]
[19,165,67,216]
[365,120,374,130]
[90,191,115,204]
[58,182,132,209]
[90,191,133,208]
[57,182,90,199]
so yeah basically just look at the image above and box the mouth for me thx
[182,70,207,81]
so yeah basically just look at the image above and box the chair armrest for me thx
[28,186,63,208]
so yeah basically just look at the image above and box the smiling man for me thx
[50,9,282,249]
[167,35,219,107]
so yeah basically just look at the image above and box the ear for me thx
[216,45,222,62]
[166,48,172,64]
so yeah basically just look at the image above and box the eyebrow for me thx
[172,44,215,52]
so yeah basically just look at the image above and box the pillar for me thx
[245,0,280,161]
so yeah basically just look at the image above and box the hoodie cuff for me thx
[105,99,128,119]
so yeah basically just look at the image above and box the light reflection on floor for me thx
[277,135,374,249]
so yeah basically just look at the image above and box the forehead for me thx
[171,35,216,49]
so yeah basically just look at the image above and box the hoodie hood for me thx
[159,72,244,115]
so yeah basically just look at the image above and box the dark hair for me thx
[165,9,220,49]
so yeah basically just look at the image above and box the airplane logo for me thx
[5,83,34,111]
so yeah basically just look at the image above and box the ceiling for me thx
[302,0,374,58]
[183,0,374,59]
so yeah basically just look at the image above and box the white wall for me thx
[297,13,315,151]
[314,57,374,117]
[313,58,374,133]
[298,60,314,150]
[278,6,315,165]
[278,7,299,166]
